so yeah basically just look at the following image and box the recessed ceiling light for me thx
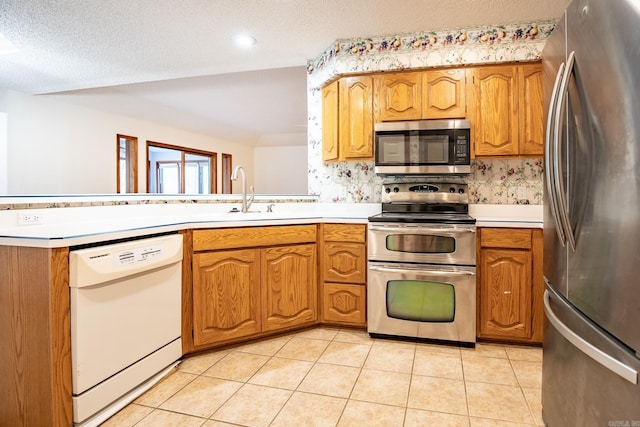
[0,33,18,55]
[233,34,257,48]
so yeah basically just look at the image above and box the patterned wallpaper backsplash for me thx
[306,20,555,205]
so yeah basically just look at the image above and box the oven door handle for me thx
[369,264,475,275]
[368,225,475,233]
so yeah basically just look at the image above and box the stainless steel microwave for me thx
[374,119,471,175]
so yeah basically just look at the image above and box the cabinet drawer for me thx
[480,228,532,249]
[322,283,366,326]
[193,225,317,251]
[323,242,366,284]
[323,224,366,243]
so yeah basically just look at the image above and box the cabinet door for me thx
[339,76,374,160]
[479,248,533,340]
[422,68,467,119]
[322,283,366,326]
[261,244,317,332]
[519,63,544,155]
[473,66,519,156]
[376,72,422,121]
[322,80,339,161]
[323,242,366,284]
[192,249,261,346]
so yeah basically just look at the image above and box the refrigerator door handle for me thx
[553,51,577,252]
[545,61,567,247]
[544,290,638,384]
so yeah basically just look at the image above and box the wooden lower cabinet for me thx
[262,244,317,332]
[320,224,367,327]
[322,283,366,325]
[192,249,261,346]
[191,226,318,349]
[477,228,544,343]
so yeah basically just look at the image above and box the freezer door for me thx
[543,288,640,425]
[564,0,640,353]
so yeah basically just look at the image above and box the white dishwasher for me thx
[69,233,183,427]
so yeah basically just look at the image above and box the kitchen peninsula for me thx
[0,195,541,426]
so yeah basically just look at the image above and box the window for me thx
[147,141,217,194]
[117,134,138,193]
[222,153,232,194]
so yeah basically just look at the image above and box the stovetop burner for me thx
[369,181,476,224]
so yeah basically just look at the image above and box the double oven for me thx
[367,182,477,345]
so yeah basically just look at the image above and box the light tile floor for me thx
[102,327,544,426]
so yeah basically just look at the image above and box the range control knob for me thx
[393,187,400,193]
[385,187,391,194]
[458,188,465,194]
[449,187,456,193]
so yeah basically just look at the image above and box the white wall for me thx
[253,145,308,194]
[0,88,255,195]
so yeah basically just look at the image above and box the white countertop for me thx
[0,201,543,248]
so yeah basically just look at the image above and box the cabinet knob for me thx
[503,291,512,295]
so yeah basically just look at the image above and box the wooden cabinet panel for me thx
[479,248,533,339]
[319,223,367,327]
[323,242,366,284]
[192,249,261,346]
[322,80,339,161]
[473,65,520,156]
[519,63,544,155]
[422,68,467,119]
[323,223,366,243]
[193,225,316,251]
[481,228,532,249]
[0,246,72,427]
[377,72,422,121]
[262,244,317,332]
[477,227,543,344]
[340,76,374,159]
[471,62,543,157]
[322,283,366,326]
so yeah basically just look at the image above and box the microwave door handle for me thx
[553,51,577,252]
[545,60,567,247]
[369,264,475,275]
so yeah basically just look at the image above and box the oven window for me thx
[386,234,455,254]
[386,280,455,322]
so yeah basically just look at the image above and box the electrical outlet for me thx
[517,186,527,200]
[17,212,43,225]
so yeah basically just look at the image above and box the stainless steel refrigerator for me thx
[542,0,640,424]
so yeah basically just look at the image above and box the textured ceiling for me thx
[0,0,570,146]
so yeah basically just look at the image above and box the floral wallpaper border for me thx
[306,20,555,204]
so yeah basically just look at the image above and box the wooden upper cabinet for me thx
[322,80,339,161]
[322,76,374,162]
[376,68,467,121]
[519,63,544,155]
[339,76,374,160]
[422,68,467,119]
[377,72,422,121]
[472,65,520,156]
[471,62,544,157]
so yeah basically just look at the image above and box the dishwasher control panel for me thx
[116,245,165,266]
[69,234,183,288]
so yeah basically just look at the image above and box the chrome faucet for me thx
[231,165,254,213]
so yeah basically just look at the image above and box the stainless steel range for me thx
[367,182,477,345]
